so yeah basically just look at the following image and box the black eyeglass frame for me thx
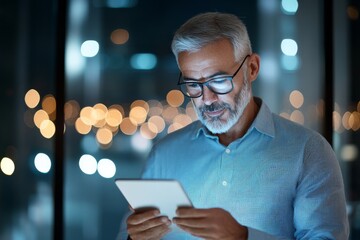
[177,54,250,98]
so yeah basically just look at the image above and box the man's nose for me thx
[202,86,217,105]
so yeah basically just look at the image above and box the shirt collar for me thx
[192,97,275,140]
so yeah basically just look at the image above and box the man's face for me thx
[178,39,251,134]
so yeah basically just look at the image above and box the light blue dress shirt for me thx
[126,98,349,240]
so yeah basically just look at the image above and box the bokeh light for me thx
[290,110,304,125]
[120,117,137,135]
[34,153,51,174]
[96,128,113,145]
[281,55,299,71]
[162,106,179,123]
[111,28,129,45]
[129,106,147,125]
[97,158,116,178]
[289,90,304,109]
[130,53,157,70]
[40,119,56,139]
[281,0,299,14]
[75,118,92,135]
[81,40,99,57]
[166,90,184,107]
[80,106,96,126]
[281,39,298,56]
[42,95,56,118]
[34,110,49,129]
[64,100,80,124]
[333,111,342,132]
[341,144,358,162]
[106,108,123,127]
[1,157,15,176]
[349,111,360,131]
[131,132,152,152]
[25,89,40,109]
[173,114,192,128]
[140,122,157,139]
[148,100,163,116]
[148,115,166,133]
[131,100,149,113]
[79,154,97,175]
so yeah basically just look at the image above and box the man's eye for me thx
[186,82,200,88]
[210,78,228,85]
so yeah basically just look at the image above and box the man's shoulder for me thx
[271,113,327,143]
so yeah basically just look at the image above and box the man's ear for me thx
[248,54,260,82]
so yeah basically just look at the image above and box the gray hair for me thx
[171,12,252,64]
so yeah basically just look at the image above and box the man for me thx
[122,12,349,239]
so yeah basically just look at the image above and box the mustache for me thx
[199,102,231,113]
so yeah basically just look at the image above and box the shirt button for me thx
[225,148,231,154]
[222,180,228,186]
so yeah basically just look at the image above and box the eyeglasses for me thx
[177,55,250,98]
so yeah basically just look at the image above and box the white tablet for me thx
[115,179,192,221]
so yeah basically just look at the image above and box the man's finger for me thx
[127,209,160,225]
[176,207,209,218]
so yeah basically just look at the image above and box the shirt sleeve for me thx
[292,134,349,239]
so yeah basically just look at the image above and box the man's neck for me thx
[217,98,259,146]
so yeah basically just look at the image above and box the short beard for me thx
[194,75,251,134]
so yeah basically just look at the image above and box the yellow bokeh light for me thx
[93,118,107,128]
[349,111,360,131]
[104,124,119,134]
[80,106,96,126]
[162,106,179,123]
[64,100,80,125]
[167,122,184,134]
[131,100,149,113]
[341,144,358,161]
[290,110,304,125]
[166,90,184,108]
[333,111,342,132]
[34,109,49,129]
[173,114,193,127]
[96,128,113,145]
[25,89,40,109]
[289,90,304,109]
[40,120,56,139]
[129,106,147,125]
[93,103,108,121]
[186,102,198,121]
[111,28,129,45]
[148,100,163,116]
[109,104,125,118]
[1,157,15,176]
[148,116,165,133]
[75,118,92,135]
[342,111,351,130]
[106,108,123,127]
[140,122,157,139]
[42,94,56,114]
[279,112,290,119]
[120,117,137,135]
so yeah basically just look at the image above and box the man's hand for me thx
[127,209,171,240]
[173,207,248,240]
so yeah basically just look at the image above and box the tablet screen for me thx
[115,179,193,221]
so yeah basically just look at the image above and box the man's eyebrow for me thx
[182,71,228,81]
